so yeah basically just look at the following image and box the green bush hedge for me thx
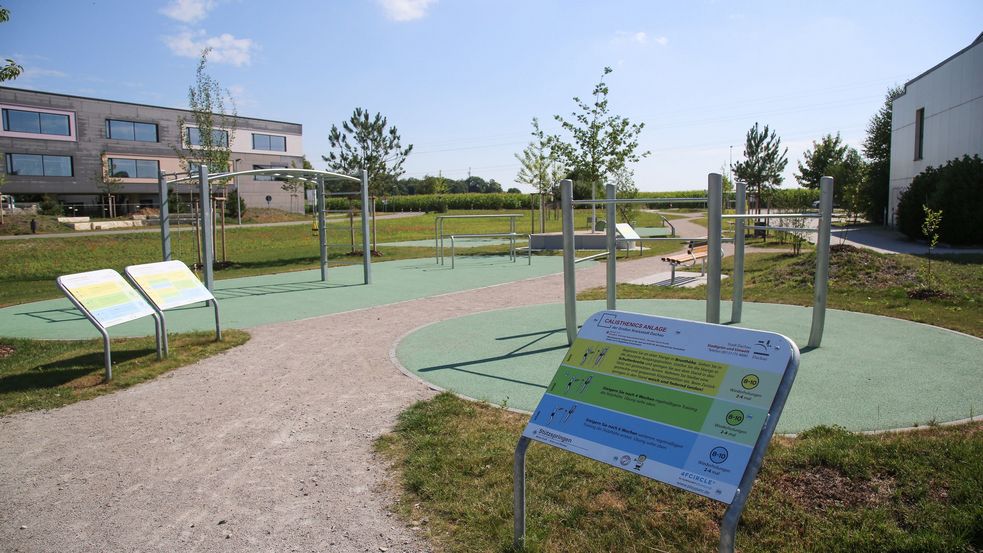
[325,193,533,212]
[897,155,983,245]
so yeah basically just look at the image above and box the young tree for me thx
[611,167,639,224]
[796,134,848,188]
[98,156,125,218]
[551,67,649,200]
[515,118,567,232]
[861,86,904,224]
[323,108,413,196]
[0,7,23,83]
[178,49,237,181]
[733,123,788,213]
[921,205,942,283]
[796,133,865,212]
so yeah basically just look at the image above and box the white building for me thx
[888,32,983,226]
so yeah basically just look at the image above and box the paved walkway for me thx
[0,244,677,553]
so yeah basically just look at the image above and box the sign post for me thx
[56,270,163,380]
[514,310,799,552]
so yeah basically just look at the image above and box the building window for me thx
[5,153,73,176]
[188,162,228,174]
[2,108,71,136]
[252,133,287,151]
[106,119,158,142]
[253,164,288,181]
[913,108,925,161]
[108,158,159,179]
[185,127,229,147]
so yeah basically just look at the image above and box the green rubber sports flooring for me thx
[395,300,983,433]
[0,255,565,340]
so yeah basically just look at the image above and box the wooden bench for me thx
[661,241,710,285]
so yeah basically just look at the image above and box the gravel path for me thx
[0,223,711,553]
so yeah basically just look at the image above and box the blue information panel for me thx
[521,310,797,504]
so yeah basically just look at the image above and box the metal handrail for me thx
[449,232,530,268]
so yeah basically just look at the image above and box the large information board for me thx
[57,269,157,328]
[521,310,797,504]
[125,260,214,310]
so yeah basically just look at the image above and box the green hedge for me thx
[325,193,533,212]
[897,155,983,245]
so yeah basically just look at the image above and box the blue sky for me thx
[3,0,982,191]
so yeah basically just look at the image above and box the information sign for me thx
[57,269,157,328]
[521,310,797,504]
[125,260,214,310]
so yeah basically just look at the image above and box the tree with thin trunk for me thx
[733,123,788,213]
[515,118,566,232]
[861,86,904,224]
[177,48,237,183]
[550,67,649,201]
[0,7,23,83]
[323,108,412,196]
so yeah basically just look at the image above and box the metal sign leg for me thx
[513,436,531,550]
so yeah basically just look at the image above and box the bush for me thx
[39,194,62,216]
[897,155,983,245]
[224,189,245,219]
[327,193,534,212]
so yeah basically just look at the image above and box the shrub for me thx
[39,194,63,216]
[897,155,983,245]
[327,193,534,212]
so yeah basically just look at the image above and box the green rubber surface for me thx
[0,255,565,340]
[395,300,983,433]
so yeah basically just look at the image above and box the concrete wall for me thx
[888,37,983,225]
[0,87,306,213]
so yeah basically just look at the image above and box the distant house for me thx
[888,32,983,226]
[0,87,306,215]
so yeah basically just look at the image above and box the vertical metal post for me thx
[706,173,722,324]
[731,182,746,323]
[513,436,532,550]
[808,176,834,348]
[561,180,577,344]
[590,180,596,233]
[317,177,328,282]
[605,183,617,310]
[101,329,112,381]
[158,172,171,261]
[199,166,214,291]
[360,169,372,285]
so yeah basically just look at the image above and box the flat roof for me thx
[0,86,302,128]
[900,31,983,94]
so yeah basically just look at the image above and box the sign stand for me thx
[56,270,163,381]
[513,310,800,552]
[124,260,222,356]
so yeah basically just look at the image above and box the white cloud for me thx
[611,31,668,47]
[378,0,437,21]
[164,30,255,66]
[160,0,216,23]
[227,84,256,109]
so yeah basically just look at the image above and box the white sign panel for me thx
[125,260,214,311]
[521,310,796,504]
[57,269,157,328]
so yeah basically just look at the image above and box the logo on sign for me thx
[725,410,745,426]
[741,374,760,390]
[709,446,729,464]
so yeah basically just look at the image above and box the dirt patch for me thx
[774,467,895,513]
[906,287,951,300]
[0,343,15,358]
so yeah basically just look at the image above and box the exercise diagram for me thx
[549,372,594,394]
[532,404,577,425]
[563,345,610,368]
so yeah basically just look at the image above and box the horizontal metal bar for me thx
[746,225,820,233]
[575,251,611,263]
[572,198,708,205]
[450,233,527,238]
[436,214,521,219]
[722,213,820,219]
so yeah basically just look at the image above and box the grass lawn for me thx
[0,330,248,416]
[377,393,982,553]
[0,208,674,307]
[583,246,983,338]
[376,244,983,552]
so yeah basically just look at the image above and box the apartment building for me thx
[0,87,306,214]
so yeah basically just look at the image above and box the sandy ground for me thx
[0,216,712,553]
